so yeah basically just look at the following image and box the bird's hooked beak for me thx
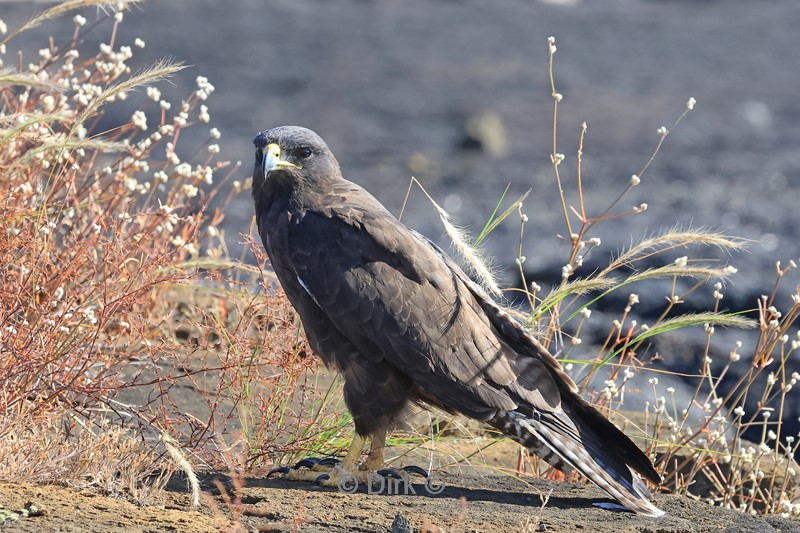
[263,143,302,176]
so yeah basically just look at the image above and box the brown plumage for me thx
[252,125,664,516]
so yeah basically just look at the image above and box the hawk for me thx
[252,125,663,516]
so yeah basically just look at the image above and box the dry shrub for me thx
[502,36,800,517]
[404,36,800,519]
[0,415,168,504]
[0,1,343,501]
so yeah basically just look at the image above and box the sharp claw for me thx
[267,466,291,478]
[314,473,330,484]
[402,465,429,478]
[376,468,403,480]
[317,457,341,467]
[293,458,319,469]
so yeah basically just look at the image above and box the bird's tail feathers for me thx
[491,409,664,517]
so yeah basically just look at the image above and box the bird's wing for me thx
[413,229,663,487]
[411,231,580,392]
[288,185,566,421]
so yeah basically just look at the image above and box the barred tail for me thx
[490,407,664,517]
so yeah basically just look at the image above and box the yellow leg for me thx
[341,433,368,471]
[285,433,367,483]
[276,429,427,488]
[365,429,386,471]
[280,431,393,486]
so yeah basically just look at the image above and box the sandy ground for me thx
[2,472,800,532]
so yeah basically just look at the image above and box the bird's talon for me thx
[317,457,341,467]
[293,458,319,469]
[314,473,330,484]
[402,465,429,478]
[376,468,403,480]
[267,466,291,478]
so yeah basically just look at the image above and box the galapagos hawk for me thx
[251,125,663,516]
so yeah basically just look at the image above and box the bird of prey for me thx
[252,125,664,517]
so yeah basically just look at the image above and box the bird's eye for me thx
[295,147,313,160]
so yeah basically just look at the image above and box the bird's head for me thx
[252,126,340,193]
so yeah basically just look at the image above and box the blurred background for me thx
[4,0,798,294]
[3,0,800,427]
